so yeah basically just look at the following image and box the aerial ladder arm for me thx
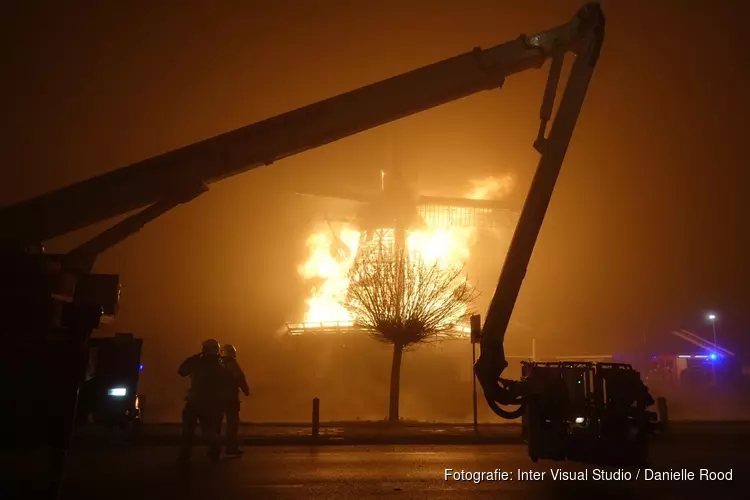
[1,3,604,262]
[474,4,604,418]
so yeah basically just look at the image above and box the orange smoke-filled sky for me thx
[2,1,749,417]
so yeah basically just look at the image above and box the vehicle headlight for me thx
[108,387,127,397]
[574,416,585,424]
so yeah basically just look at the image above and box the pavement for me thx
[70,420,750,446]
[5,437,746,499]
[74,421,526,446]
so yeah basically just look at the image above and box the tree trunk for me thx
[388,343,404,423]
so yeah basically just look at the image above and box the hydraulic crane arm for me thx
[475,5,604,418]
[1,3,603,253]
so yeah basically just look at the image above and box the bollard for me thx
[312,398,320,437]
[656,397,668,432]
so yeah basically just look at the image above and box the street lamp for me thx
[707,313,718,383]
[707,313,717,346]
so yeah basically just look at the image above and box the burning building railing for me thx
[418,204,516,229]
[286,321,360,335]
[285,321,471,338]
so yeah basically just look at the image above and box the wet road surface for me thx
[5,438,746,499]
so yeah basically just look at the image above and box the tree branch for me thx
[343,241,479,348]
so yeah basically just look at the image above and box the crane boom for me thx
[1,3,602,249]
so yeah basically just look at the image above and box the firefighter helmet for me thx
[222,344,237,358]
[201,338,220,354]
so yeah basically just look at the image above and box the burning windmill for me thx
[288,142,517,336]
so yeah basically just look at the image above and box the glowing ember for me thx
[296,175,512,333]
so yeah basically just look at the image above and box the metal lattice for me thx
[418,204,516,229]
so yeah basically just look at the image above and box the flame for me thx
[406,227,473,268]
[297,226,361,323]
[467,174,514,200]
[295,176,512,333]
[298,224,474,327]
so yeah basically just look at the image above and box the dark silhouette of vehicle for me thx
[77,333,144,431]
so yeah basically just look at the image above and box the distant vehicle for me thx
[76,333,144,430]
[645,353,743,388]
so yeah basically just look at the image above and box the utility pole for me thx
[708,313,718,384]
[642,324,648,371]
[470,314,481,433]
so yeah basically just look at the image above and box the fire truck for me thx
[645,330,740,389]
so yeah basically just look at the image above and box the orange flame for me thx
[296,176,513,333]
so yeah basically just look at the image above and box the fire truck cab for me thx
[76,333,144,430]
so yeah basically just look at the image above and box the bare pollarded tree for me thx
[342,241,478,423]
